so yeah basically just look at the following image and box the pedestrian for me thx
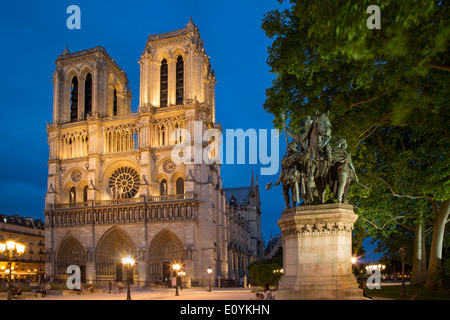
[39,282,47,297]
[263,284,273,300]
[16,285,22,297]
[77,285,84,295]
[255,293,264,300]
[108,280,112,294]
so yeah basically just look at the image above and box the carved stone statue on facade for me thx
[267,110,358,208]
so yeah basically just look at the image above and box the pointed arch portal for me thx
[95,227,137,282]
[56,235,86,282]
[147,229,184,283]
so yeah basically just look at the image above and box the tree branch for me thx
[429,63,450,72]
[349,88,400,108]
[323,92,346,106]
[324,88,400,110]
[353,123,379,148]
[376,176,430,200]
[360,215,408,230]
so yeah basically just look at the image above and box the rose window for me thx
[163,160,176,174]
[71,169,82,182]
[108,167,140,199]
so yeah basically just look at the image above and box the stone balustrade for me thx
[44,193,198,227]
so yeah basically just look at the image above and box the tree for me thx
[248,262,283,288]
[248,247,283,288]
[262,0,449,287]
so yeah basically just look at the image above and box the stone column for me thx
[277,203,363,300]
[137,261,147,287]
[168,58,176,106]
[86,261,95,283]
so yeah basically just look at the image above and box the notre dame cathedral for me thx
[44,18,264,287]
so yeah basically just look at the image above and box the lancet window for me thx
[84,73,92,117]
[160,59,168,107]
[160,179,168,196]
[83,185,88,202]
[69,187,76,203]
[113,89,118,116]
[176,177,184,195]
[70,77,78,122]
[176,55,184,105]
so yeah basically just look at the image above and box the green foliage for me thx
[50,283,69,290]
[248,262,282,287]
[262,0,449,245]
[248,247,283,287]
[0,285,32,292]
[367,284,450,300]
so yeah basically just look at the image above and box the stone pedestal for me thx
[277,203,363,300]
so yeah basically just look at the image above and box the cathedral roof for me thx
[146,17,199,44]
[224,187,252,205]
[55,46,129,88]
[225,171,261,208]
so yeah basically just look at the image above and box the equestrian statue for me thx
[266,110,358,209]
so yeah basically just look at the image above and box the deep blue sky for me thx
[0,0,380,262]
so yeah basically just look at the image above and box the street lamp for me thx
[121,255,135,300]
[0,240,25,300]
[173,264,181,296]
[207,267,212,292]
[351,257,357,274]
[178,271,185,291]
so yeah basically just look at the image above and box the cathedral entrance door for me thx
[163,262,171,283]
[116,262,123,282]
[148,229,185,285]
[80,265,86,283]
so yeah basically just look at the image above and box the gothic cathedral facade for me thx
[44,19,263,286]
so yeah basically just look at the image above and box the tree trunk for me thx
[420,225,428,283]
[424,200,450,288]
[411,222,427,285]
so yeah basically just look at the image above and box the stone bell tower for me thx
[46,46,133,210]
[51,46,132,125]
[138,17,216,121]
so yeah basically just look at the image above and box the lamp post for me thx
[351,257,357,274]
[178,271,185,290]
[0,241,25,300]
[207,267,212,292]
[173,264,181,296]
[121,255,135,300]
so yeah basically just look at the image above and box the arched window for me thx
[83,186,88,203]
[160,179,167,196]
[84,73,92,117]
[160,59,168,107]
[70,77,78,122]
[69,187,76,203]
[176,55,184,105]
[113,89,118,116]
[176,177,184,195]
